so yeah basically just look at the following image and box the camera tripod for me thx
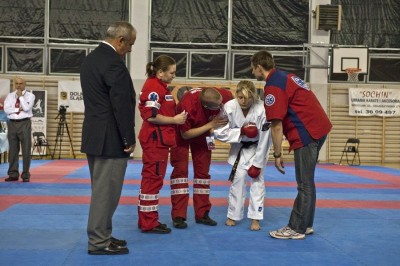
[51,110,76,159]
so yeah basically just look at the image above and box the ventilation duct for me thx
[315,5,342,31]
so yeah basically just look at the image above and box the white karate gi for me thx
[214,99,272,221]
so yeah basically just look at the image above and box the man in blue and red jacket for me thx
[251,50,332,240]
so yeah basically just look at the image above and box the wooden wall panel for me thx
[328,84,400,167]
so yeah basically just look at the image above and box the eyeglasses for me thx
[203,103,222,110]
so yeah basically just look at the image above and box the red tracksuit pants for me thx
[138,146,169,231]
[170,139,212,220]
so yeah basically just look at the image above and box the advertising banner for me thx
[31,90,48,156]
[0,79,10,153]
[349,88,400,117]
[58,81,84,112]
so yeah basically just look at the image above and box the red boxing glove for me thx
[241,123,258,138]
[248,165,261,178]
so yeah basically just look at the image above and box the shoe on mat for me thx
[5,176,18,182]
[173,217,188,229]
[88,242,129,255]
[142,224,171,234]
[269,226,305,240]
[195,211,217,226]
[110,236,127,247]
[305,227,314,235]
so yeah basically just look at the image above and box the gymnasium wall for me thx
[1,75,399,168]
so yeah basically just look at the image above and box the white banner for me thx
[349,88,400,117]
[58,80,84,112]
[31,90,48,155]
[0,79,11,121]
[0,79,10,152]
[0,79,10,96]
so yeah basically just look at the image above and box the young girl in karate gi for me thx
[214,80,272,230]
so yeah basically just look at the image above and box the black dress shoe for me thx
[88,242,129,255]
[196,211,217,226]
[5,176,18,182]
[21,173,30,182]
[173,217,188,229]
[110,236,127,247]
[142,224,171,234]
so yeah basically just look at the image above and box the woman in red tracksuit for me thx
[137,55,187,234]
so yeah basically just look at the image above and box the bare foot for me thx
[225,218,236,226]
[250,219,260,231]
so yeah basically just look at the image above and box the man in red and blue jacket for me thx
[251,50,332,240]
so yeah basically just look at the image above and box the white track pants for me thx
[227,166,265,221]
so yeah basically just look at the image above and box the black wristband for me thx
[273,152,282,158]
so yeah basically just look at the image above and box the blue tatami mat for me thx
[0,159,399,266]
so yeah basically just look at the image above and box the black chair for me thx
[31,132,49,159]
[339,138,360,166]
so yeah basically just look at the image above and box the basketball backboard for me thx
[331,47,368,74]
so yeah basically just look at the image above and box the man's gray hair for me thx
[105,21,136,40]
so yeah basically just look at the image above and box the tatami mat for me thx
[1,159,399,265]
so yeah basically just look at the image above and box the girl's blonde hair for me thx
[235,80,258,100]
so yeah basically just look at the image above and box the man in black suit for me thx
[80,21,137,255]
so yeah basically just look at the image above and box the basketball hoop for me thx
[345,68,362,82]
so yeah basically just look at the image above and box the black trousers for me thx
[7,119,31,178]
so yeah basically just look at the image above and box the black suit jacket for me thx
[80,42,136,158]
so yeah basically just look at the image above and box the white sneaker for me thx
[305,227,314,235]
[269,226,305,240]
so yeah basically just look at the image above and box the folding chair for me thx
[31,132,50,159]
[339,138,360,166]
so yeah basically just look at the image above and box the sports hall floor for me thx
[0,159,399,266]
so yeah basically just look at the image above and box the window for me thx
[190,53,227,79]
[49,48,87,74]
[150,0,309,80]
[6,47,44,73]
[0,2,45,43]
[152,51,188,78]
[232,53,253,80]
[49,0,129,42]
[368,57,400,83]
[150,0,228,45]
[0,0,128,75]
[273,55,305,80]
[232,0,308,45]
[232,53,305,80]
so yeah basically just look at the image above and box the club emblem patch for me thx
[148,92,159,101]
[292,76,309,90]
[264,94,275,106]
